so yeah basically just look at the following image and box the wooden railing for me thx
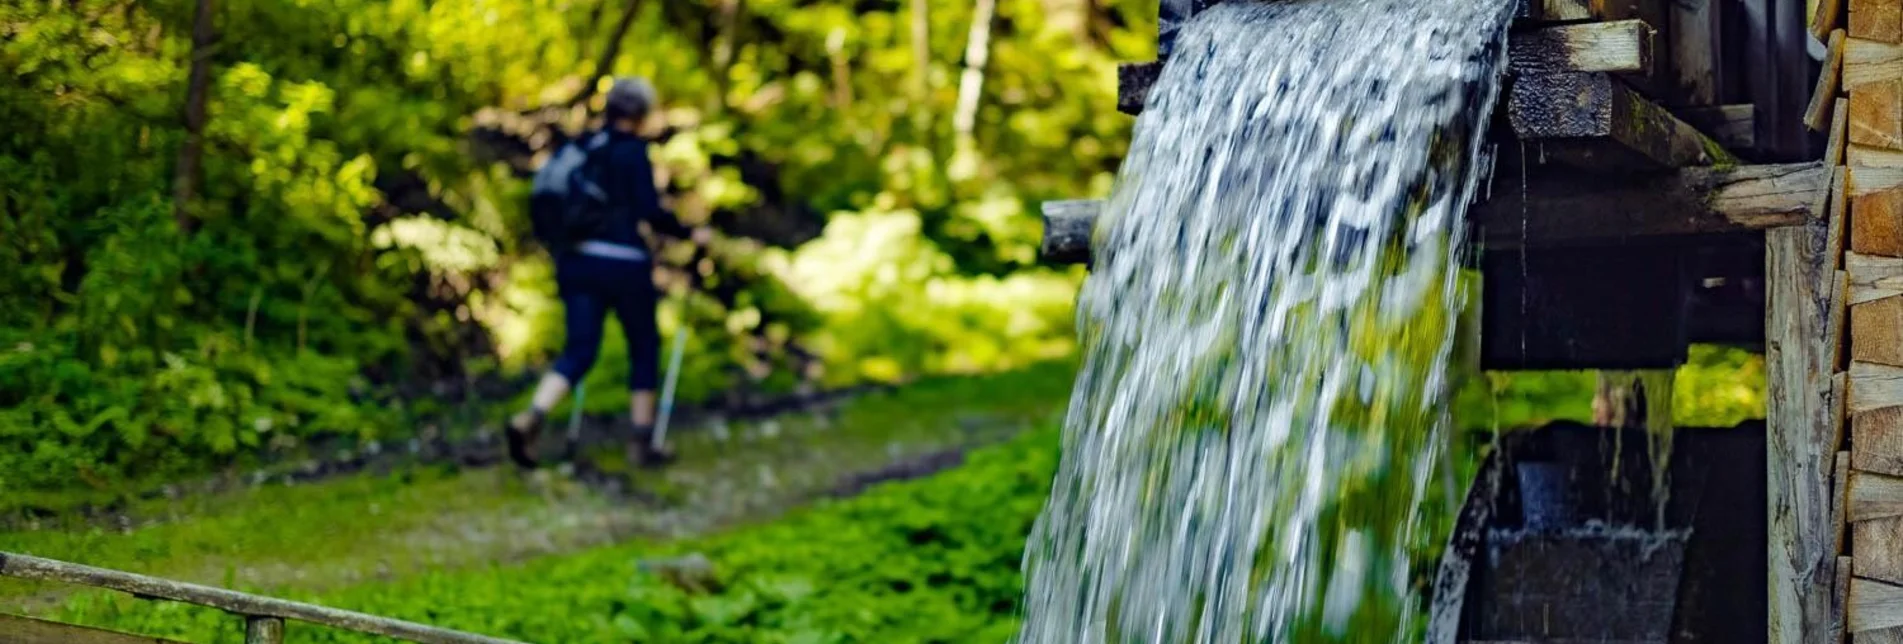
[0,551,529,644]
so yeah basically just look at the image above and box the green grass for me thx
[0,362,1078,613]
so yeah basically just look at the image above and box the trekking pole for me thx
[650,326,689,451]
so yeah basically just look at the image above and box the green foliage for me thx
[2,0,1150,493]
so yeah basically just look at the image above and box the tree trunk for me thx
[173,0,216,233]
[912,0,930,99]
[571,0,645,105]
[952,0,998,138]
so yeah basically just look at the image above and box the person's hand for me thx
[691,226,714,246]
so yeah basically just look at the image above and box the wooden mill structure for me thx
[1041,0,1903,641]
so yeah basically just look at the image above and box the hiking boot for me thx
[629,426,677,469]
[506,409,545,469]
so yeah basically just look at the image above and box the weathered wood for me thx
[1843,556,1859,644]
[1044,163,1826,259]
[1814,30,1851,132]
[1858,406,1903,477]
[1848,37,1903,90]
[1509,20,1655,75]
[1854,144,1903,167]
[1115,61,1162,116]
[1680,104,1756,149]
[245,616,285,644]
[1769,210,1842,644]
[1854,296,1903,366]
[1857,183,1903,254]
[0,552,527,644]
[1510,72,1725,170]
[0,613,185,644]
[1840,449,1855,555]
[1853,577,1903,633]
[1852,0,1903,43]
[1850,252,1903,304]
[1854,361,1903,415]
[1476,162,1825,247]
[1856,517,1903,602]
[1672,0,1722,105]
[1851,469,1903,522]
[1040,200,1097,265]
[1837,99,1857,166]
[1835,171,1856,273]
[1816,0,1847,40]
[1853,166,1903,197]
[1853,79,1903,150]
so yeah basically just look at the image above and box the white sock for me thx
[529,372,571,413]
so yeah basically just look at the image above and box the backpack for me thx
[529,130,615,250]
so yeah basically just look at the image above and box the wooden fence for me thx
[0,551,529,644]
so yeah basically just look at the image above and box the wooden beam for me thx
[1850,251,1903,305]
[1854,577,1903,633]
[0,612,186,644]
[1854,361,1903,415]
[1857,406,1903,477]
[1811,30,1849,132]
[1115,61,1162,116]
[1039,163,1826,261]
[1680,104,1756,149]
[1040,199,1096,265]
[1815,0,1847,40]
[1474,162,1825,247]
[1509,20,1655,75]
[0,552,526,644]
[1852,0,1903,44]
[1510,72,1728,170]
[1768,206,1841,644]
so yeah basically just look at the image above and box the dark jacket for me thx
[590,129,691,254]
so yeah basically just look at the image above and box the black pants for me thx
[551,252,660,391]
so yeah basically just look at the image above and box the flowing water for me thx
[1018,1,1515,641]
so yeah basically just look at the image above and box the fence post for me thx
[245,615,285,643]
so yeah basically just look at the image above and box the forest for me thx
[1,0,1769,641]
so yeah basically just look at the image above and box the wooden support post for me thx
[1510,72,1728,170]
[1768,200,1842,644]
[244,616,285,644]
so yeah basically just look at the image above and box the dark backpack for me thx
[529,130,615,250]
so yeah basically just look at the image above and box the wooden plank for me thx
[1815,30,1851,132]
[1853,144,1903,167]
[1837,100,1856,170]
[1852,166,1903,198]
[1475,162,1824,246]
[1853,79,1903,150]
[1509,20,1655,75]
[1856,182,1903,254]
[1510,72,1728,170]
[245,616,285,644]
[1040,200,1096,265]
[0,552,527,644]
[1851,469,1903,522]
[1770,211,1845,644]
[1848,37,1903,90]
[1840,449,1855,555]
[1852,0,1903,44]
[1835,172,1856,273]
[1855,296,1903,366]
[1854,361,1903,415]
[1855,516,1903,592]
[1680,104,1756,149]
[1843,556,1859,644]
[1672,0,1721,105]
[1853,577,1903,632]
[1857,406,1903,477]
[1818,0,1848,40]
[1860,625,1903,642]
[0,613,185,644]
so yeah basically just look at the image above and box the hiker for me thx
[508,77,710,469]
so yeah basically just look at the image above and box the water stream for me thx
[1017,1,1516,641]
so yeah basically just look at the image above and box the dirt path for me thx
[0,374,1064,613]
